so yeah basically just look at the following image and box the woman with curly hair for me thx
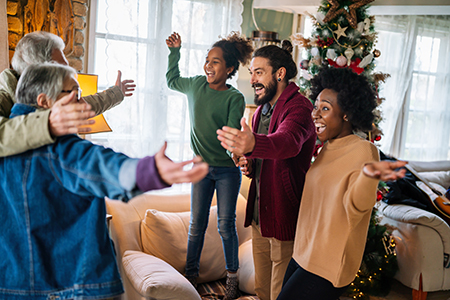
[166,32,253,299]
[277,66,407,300]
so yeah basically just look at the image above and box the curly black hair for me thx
[252,40,297,82]
[212,32,254,79]
[310,66,377,132]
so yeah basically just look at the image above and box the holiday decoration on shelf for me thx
[345,183,398,299]
[291,0,389,143]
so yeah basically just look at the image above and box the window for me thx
[87,0,243,166]
[375,15,450,161]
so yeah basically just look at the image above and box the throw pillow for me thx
[122,250,201,300]
[141,206,227,283]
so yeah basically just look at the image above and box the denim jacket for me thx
[0,104,143,299]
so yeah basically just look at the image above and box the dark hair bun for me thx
[281,40,293,54]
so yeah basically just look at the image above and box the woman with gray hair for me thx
[1,62,208,300]
[0,31,135,157]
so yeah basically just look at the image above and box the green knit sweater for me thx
[166,47,245,167]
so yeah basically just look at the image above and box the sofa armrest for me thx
[122,250,201,300]
[378,201,450,267]
[380,216,448,291]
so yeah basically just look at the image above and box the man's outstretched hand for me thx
[217,117,255,156]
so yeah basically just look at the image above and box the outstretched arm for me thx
[0,92,95,157]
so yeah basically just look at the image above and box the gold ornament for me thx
[333,24,348,39]
[323,0,375,28]
[373,49,381,58]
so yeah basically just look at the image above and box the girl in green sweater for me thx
[166,32,253,299]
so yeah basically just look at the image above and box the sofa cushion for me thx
[122,250,201,300]
[238,239,255,294]
[140,206,227,283]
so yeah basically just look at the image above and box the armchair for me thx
[105,191,255,300]
[378,160,450,300]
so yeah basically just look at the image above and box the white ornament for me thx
[311,47,319,57]
[358,53,374,68]
[364,18,371,33]
[344,48,354,66]
[336,55,347,67]
[357,21,365,33]
[326,48,337,60]
[316,12,325,25]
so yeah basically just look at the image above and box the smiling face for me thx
[312,88,353,143]
[249,56,279,106]
[203,47,233,90]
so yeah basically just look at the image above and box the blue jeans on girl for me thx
[185,166,242,276]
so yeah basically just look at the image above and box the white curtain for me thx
[87,0,244,165]
[375,15,450,161]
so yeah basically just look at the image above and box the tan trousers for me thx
[251,223,294,300]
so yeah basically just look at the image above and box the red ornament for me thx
[327,58,364,74]
[377,190,383,201]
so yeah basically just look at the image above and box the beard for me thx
[253,74,277,106]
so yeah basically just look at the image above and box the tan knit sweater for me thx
[292,134,380,287]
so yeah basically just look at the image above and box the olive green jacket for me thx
[0,69,124,157]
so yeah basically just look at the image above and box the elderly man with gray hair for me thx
[0,31,135,157]
[0,62,208,300]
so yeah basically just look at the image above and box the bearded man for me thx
[217,41,316,300]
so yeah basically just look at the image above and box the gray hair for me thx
[11,31,65,75]
[16,63,77,105]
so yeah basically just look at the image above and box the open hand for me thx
[155,142,208,185]
[217,117,255,156]
[115,70,136,97]
[363,160,408,181]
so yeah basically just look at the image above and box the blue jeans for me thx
[277,259,349,300]
[185,166,241,276]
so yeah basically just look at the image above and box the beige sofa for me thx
[105,189,255,300]
[378,161,450,300]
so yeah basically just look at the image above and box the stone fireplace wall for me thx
[6,0,89,72]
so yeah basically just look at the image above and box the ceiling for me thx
[253,0,450,15]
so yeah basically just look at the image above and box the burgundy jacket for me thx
[245,82,316,241]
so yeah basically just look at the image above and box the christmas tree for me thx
[291,0,390,142]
